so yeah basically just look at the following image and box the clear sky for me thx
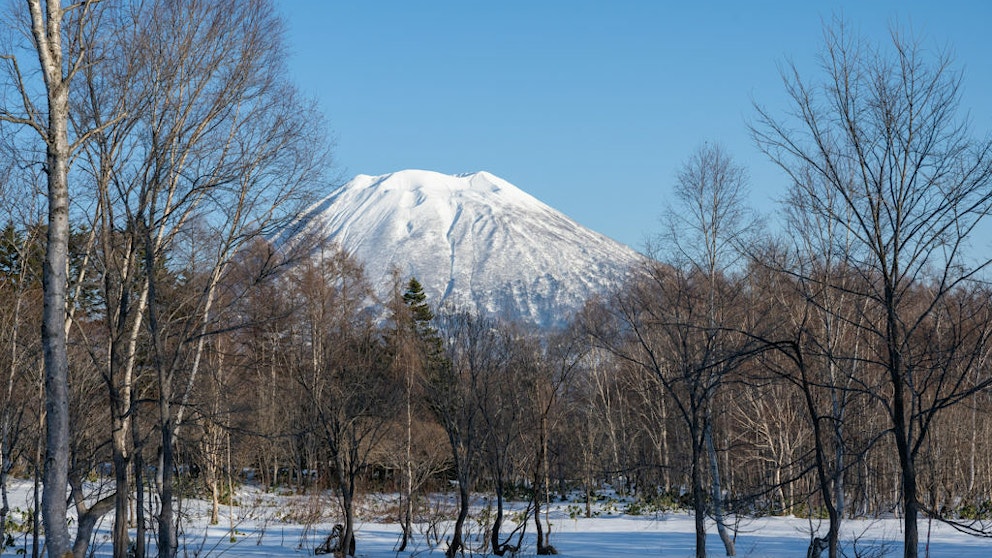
[278,1,992,254]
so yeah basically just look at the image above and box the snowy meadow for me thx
[3,480,989,557]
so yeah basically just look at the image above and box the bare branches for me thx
[0,54,44,136]
[752,19,992,558]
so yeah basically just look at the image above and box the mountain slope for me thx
[290,169,642,327]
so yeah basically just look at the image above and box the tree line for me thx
[0,3,990,558]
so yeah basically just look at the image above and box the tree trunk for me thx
[71,493,115,558]
[902,468,919,558]
[706,420,735,556]
[533,485,545,552]
[142,185,176,558]
[895,427,920,558]
[341,486,355,557]
[661,395,671,493]
[210,476,220,525]
[447,476,469,558]
[32,428,41,558]
[111,434,130,558]
[888,302,918,558]
[157,411,177,558]
[491,475,505,555]
[150,306,177,558]
[133,386,147,558]
[32,0,74,551]
[969,398,977,494]
[109,277,147,558]
[830,388,845,558]
[692,432,707,558]
[0,438,9,558]
[535,413,556,554]
[40,81,73,558]
[399,368,413,551]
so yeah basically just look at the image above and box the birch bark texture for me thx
[16,1,95,556]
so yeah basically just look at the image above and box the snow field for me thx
[2,480,990,557]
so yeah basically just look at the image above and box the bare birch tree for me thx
[0,1,103,556]
[586,144,759,558]
[60,2,326,556]
[665,143,756,557]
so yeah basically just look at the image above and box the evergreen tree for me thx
[403,278,433,325]
[402,278,444,365]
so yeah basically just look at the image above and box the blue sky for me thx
[279,1,992,253]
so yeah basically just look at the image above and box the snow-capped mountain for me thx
[289,169,642,327]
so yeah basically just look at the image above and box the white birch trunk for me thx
[27,0,73,555]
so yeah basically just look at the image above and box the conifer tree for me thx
[402,278,427,314]
[403,278,434,331]
[403,278,446,370]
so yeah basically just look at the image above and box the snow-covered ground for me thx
[2,481,989,557]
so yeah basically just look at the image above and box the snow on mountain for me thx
[288,169,643,327]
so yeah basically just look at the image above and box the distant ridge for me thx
[286,169,643,327]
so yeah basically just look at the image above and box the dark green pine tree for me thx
[402,278,446,361]
[402,277,434,324]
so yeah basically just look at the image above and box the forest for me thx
[0,2,991,558]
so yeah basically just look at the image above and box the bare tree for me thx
[666,143,757,557]
[567,346,618,518]
[753,21,992,558]
[749,257,862,558]
[292,244,399,557]
[750,227,887,558]
[386,278,421,552]
[589,264,729,558]
[484,360,532,555]
[57,2,327,556]
[585,145,759,558]
[530,329,585,555]
[428,310,503,558]
[0,1,103,555]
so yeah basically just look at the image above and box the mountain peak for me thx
[347,169,540,206]
[292,170,641,327]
